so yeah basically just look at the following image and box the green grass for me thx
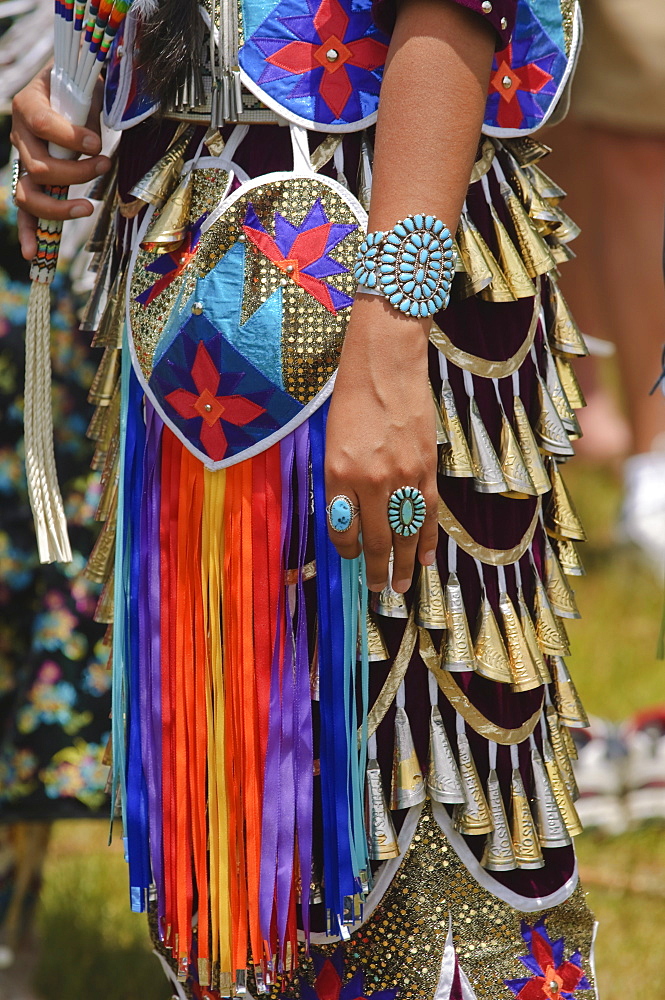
[32,461,664,1000]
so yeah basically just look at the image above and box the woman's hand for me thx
[11,65,111,259]
[325,293,439,593]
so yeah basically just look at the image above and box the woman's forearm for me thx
[368,0,495,236]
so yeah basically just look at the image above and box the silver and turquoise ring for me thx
[387,486,426,537]
[327,494,360,533]
[11,158,28,206]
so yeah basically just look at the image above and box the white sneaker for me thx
[571,717,627,835]
[619,452,665,578]
[623,708,665,826]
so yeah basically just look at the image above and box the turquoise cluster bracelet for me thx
[354,214,455,317]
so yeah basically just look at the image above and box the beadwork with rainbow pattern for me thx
[354,214,455,317]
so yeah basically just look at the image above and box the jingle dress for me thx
[88,0,598,995]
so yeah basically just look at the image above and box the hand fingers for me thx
[12,68,103,158]
[17,208,38,261]
[11,124,110,188]
[326,488,362,560]
[14,173,93,232]
[356,492,393,592]
[417,478,440,568]
[391,528,420,594]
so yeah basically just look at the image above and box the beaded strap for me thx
[354,214,455,318]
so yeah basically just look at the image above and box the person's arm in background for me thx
[325,0,499,592]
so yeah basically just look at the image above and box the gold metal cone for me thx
[427,706,465,804]
[512,397,551,495]
[523,163,567,204]
[546,706,578,799]
[547,238,576,266]
[370,584,409,619]
[555,537,585,577]
[366,759,400,859]
[543,739,583,836]
[431,383,449,446]
[91,384,120,471]
[499,592,542,692]
[530,747,571,848]
[500,410,536,497]
[510,768,544,868]
[545,459,587,541]
[453,733,494,835]
[442,572,475,671]
[547,281,589,357]
[204,127,226,158]
[415,562,446,630]
[473,594,513,683]
[93,264,128,349]
[140,169,193,252]
[543,538,580,619]
[560,721,579,761]
[452,237,465,273]
[80,242,114,333]
[455,215,493,296]
[87,404,106,445]
[359,610,390,662]
[439,380,474,478]
[536,376,576,458]
[482,769,517,871]
[94,570,115,624]
[555,356,586,410]
[533,574,570,656]
[506,136,552,166]
[467,219,516,304]
[129,125,195,208]
[543,350,582,439]
[488,203,535,299]
[548,203,581,244]
[390,706,426,809]
[526,185,560,235]
[552,656,590,729]
[517,588,552,685]
[500,182,557,278]
[96,448,119,524]
[88,348,121,407]
[85,507,117,584]
[469,397,507,494]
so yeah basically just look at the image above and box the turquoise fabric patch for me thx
[240,0,283,46]
[527,0,566,54]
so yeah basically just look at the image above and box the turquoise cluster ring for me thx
[354,214,455,318]
[327,494,360,533]
[387,486,426,537]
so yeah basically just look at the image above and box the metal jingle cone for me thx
[482,769,517,871]
[547,282,589,358]
[548,203,581,244]
[510,767,544,869]
[554,537,585,577]
[439,381,474,478]
[499,591,542,692]
[536,376,576,459]
[560,721,579,761]
[140,169,193,253]
[366,759,400,860]
[489,202,536,300]
[473,594,513,684]
[85,508,117,584]
[530,746,571,848]
[129,125,196,208]
[92,261,129,350]
[359,610,390,662]
[79,239,114,334]
[370,584,409,619]
[552,656,590,729]
[442,572,475,671]
[469,397,508,494]
[87,347,121,407]
[390,707,427,810]
[542,739,583,837]
[452,236,465,273]
[500,181,557,278]
[415,562,447,630]
[543,349,581,437]
[516,588,551,685]
[533,574,571,656]
[544,538,580,619]
[453,733,494,836]
[427,706,465,804]
[84,177,118,256]
[523,163,567,205]
[94,570,115,624]
[512,397,551,496]
[455,214,493,296]
[525,184,560,235]
[547,238,577,266]
[431,383,449,446]
[555,356,586,410]
[546,706,578,799]
[545,459,587,542]
[506,136,552,167]
[500,411,537,497]
[465,218,516,304]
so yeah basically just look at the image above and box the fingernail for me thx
[423,550,437,566]
[82,135,99,153]
[70,205,89,218]
[393,579,411,593]
[95,159,110,175]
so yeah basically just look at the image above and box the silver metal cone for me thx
[390,707,426,810]
[530,746,571,848]
[427,706,465,804]
[482,769,517,871]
